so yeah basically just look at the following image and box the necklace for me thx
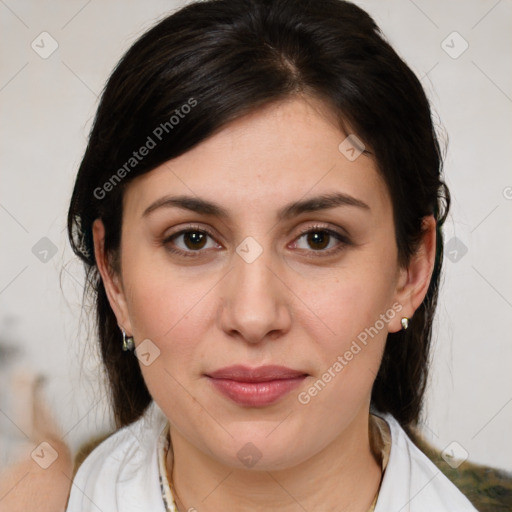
[167,463,185,512]
[157,423,182,512]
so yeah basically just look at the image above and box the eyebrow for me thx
[142,192,370,221]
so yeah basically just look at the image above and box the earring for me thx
[401,317,409,330]
[122,330,135,351]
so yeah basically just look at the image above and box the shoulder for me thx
[374,412,479,512]
[66,402,168,512]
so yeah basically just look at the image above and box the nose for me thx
[217,245,292,344]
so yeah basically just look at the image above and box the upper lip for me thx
[206,365,307,382]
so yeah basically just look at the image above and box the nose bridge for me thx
[218,238,291,342]
[234,242,276,297]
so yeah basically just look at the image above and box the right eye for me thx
[162,226,222,257]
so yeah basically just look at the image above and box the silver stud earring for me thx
[401,317,409,331]
[122,330,135,351]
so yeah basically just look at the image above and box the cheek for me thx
[121,249,219,380]
[302,260,396,345]
[122,242,201,333]
[309,286,387,376]
[122,262,215,428]
[296,257,397,399]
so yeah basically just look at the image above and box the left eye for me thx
[292,228,346,252]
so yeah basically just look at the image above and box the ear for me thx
[388,215,437,333]
[92,218,133,336]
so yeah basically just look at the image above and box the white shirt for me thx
[66,402,478,512]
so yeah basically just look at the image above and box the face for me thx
[94,96,434,471]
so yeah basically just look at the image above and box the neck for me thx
[167,409,383,512]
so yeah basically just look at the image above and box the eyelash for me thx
[162,224,351,259]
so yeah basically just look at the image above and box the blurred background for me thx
[1,0,511,473]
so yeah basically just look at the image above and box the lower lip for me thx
[207,376,306,407]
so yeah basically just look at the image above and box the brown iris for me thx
[183,231,207,250]
[306,231,330,250]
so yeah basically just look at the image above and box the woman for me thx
[65,0,478,510]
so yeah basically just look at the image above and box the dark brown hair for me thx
[67,0,449,430]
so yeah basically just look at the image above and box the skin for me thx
[93,95,436,511]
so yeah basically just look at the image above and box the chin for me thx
[207,423,312,472]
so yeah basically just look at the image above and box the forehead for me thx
[122,97,391,223]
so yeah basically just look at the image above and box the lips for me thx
[206,365,307,382]
[205,365,308,407]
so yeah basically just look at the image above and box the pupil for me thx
[308,231,329,250]
[185,231,206,250]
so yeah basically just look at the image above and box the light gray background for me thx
[1,0,511,471]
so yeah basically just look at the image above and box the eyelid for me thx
[164,223,215,238]
[294,222,349,239]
